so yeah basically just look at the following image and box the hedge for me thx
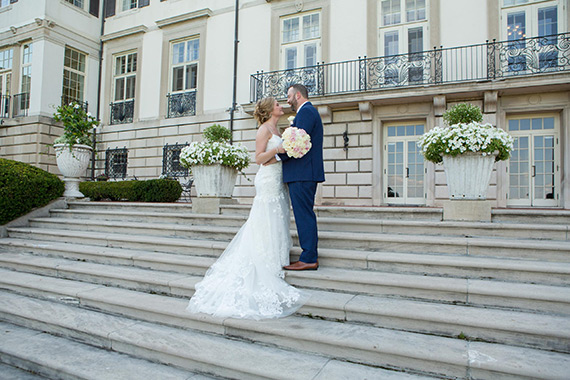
[0,158,65,225]
[79,179,182,202]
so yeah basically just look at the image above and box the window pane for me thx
[186,64,197,90]
[115,78,124,101]
[305,44,317,66]
[382,0,400,26]
[172,42,184,64]
[187,39,200,61]
[543,117,554,130]
[384,31,399,56]
[283,18,299,43]
[303,13,319,39]
[172,67,184,92]
[507,12,526,40]
[407,0,426,22]
[125,76,136,99]
[538,6,557,37]
[408,27,423,54]
[286,47,297,70]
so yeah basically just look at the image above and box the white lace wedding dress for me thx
[187,135,309,320]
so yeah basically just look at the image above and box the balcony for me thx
[12,92,29,117]
[250,33,570,102]
[167,91,196,118]
[109,100,134,125]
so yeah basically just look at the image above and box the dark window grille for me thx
[105,147,128,179]
[162,143,192,202]
[167,91,196,118]
[110,100,134,125]
[12,92,29,117]
[162,143,189,178]
[61,95,88,112]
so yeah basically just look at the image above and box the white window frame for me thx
[379,0,429,57]
[113,51,137,103]
[122,0,138,11]
[506,113,560,207]
[64,0,85,10]
[280,10,322,70]
[383,121,427,205]
[169,37,199,94]
[63,46,87,104]
[21,43,32,95]
[501,0,563,40]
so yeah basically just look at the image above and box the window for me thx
[381,0,401,25]
[14,43,32,116]
[62,47,86,106]
[65,0,84,8]
[501,1,561,72]
[167,38,199,118]
[406,0,426,22]
[0,48,12,118]
[281,11,321,70]
[122,0,149,11]
[379,0,428,85]
[111,51,136,124]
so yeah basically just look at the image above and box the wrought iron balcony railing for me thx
[61,95,88,112]
[250,33,570,102]
[109,99,134,125]
[12,92,29,117]
[167,91,196,118]
[0,94,10,118]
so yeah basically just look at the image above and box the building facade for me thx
[1,0,569,209]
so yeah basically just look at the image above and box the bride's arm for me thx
[255,125,279,165]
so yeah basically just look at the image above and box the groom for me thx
[278,84,325,271]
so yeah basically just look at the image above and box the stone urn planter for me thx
[192,164,238,198]
[442,152,497,200]
[54,143,92,198]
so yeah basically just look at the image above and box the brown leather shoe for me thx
[283,261,318,271]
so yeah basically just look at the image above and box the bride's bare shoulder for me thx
[256,123,272,138]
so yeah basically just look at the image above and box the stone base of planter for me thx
[62,178,85,198]
[443,200,492,222]
[192,197,238,214]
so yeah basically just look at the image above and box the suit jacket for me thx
[280,102,325,183]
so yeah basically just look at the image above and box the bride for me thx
[186,97,309,320]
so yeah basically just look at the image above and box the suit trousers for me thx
[288,181,318,264]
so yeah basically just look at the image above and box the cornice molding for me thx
[156,8,212,29]
[102,25,148,42]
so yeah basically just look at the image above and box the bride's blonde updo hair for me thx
[253,97,276,126]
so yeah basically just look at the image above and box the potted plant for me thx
[179,124,250,198]
[53,102,100,197]
[418,103,514,199]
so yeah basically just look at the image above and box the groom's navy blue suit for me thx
[279,102,325,264]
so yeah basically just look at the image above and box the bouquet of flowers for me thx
[282,127,312,159]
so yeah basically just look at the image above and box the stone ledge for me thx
[443,200,492,222]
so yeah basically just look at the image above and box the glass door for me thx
[507,116,559,207]
[384,123,426,204]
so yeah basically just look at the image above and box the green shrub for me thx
[80,179,182,202]
[203,124,232,143]
[443,103,483,126]
[0,159,65,225]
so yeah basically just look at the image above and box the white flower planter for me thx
[442,152,497,200]
[192,164,238,198]
[54,143,92,198]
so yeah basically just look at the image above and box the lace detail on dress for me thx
[187,135,309,320]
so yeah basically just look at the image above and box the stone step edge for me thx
[16,221,570,251]
[2,238,570,279]
[2,269,569,351]
[0,321,202,380]
[0,292,441,380]
[49,209,570,234]
[1,251,569,308]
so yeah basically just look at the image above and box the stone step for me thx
[1,250,568,316]
[0,292,435,380]
[49,208,569,241]
[0,362,49,380]
[0,321,206,380]
[493,208,570,225]
[1,238,569,286]
[16,220,570,262]
[2,270,569,354]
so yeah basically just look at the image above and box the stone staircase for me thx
[0,200,569,379]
